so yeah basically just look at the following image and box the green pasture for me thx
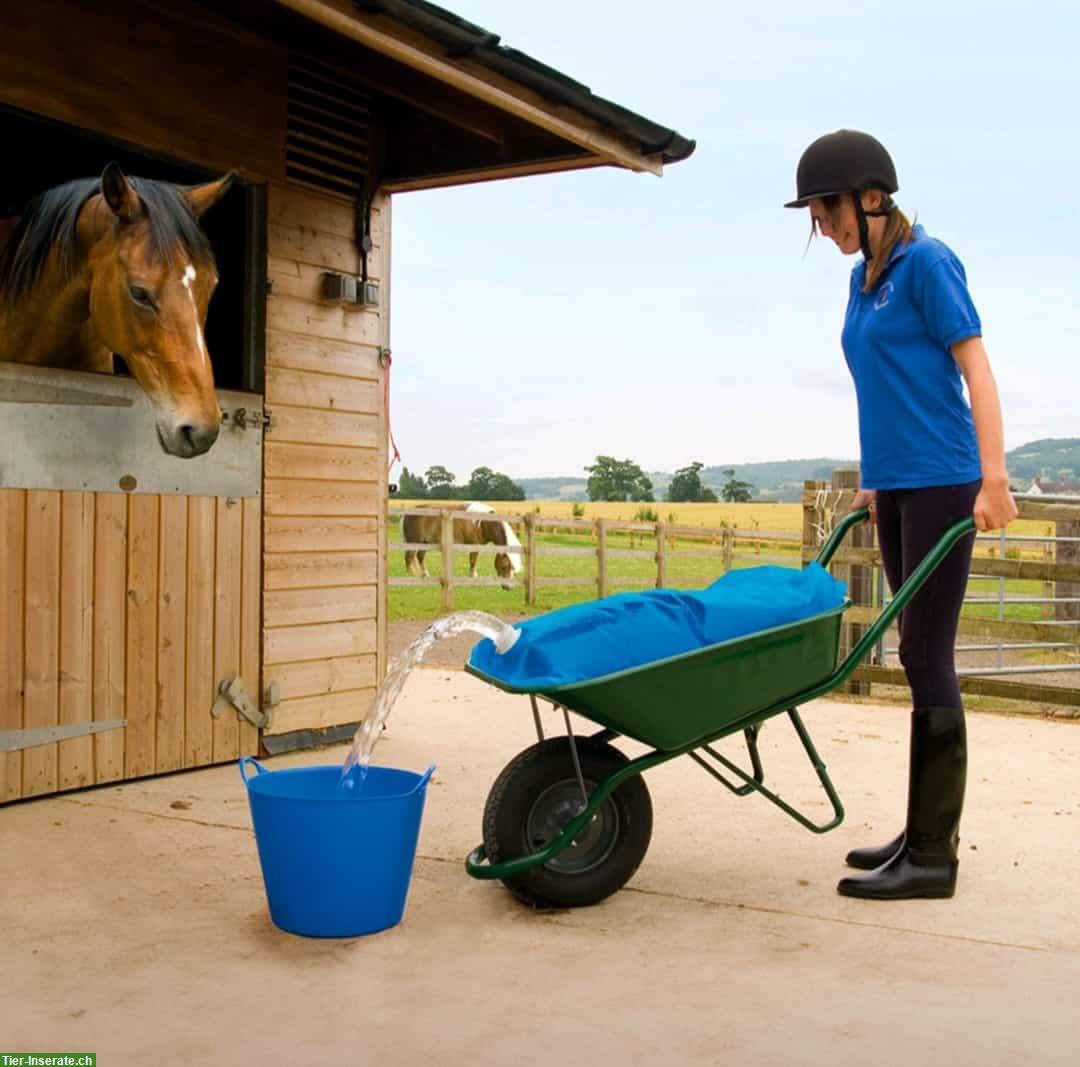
[387,519,1052,623]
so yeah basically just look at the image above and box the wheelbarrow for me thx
[463,507,977,908]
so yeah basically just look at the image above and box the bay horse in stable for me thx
[404,503,523,590]
[0,163,233,457]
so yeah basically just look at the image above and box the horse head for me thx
[470,508,521,590]
[493,545,514,588]
[84,164,234,458]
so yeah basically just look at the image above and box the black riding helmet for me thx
[785,129,899,261]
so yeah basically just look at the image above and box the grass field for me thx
[387,512,1055,623]
[392,498,1057,540]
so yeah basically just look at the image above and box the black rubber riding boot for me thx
[838,706,966,900]
[844,831,906,870]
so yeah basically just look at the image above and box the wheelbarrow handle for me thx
[819,515,977,695]
[815,506,871,569]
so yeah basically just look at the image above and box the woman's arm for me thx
[951,336,1018,531]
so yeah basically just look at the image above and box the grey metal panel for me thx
[0,363,263,497]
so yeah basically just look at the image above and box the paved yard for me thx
[3,670,1078,1066]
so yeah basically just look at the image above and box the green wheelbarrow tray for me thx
[465,509,977,883]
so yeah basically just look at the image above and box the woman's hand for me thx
[974,478,1018,531]
[851,487,876,521]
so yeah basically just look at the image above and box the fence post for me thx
[440,509,454,612]
[655,522,667,588]
[596,518,608,599]
[525,512,537,606]
[722,528,734,573]
[1043,536,1054,619]
[832,469,871,695]
[1057,517,1080,621]
[802,480,827,558]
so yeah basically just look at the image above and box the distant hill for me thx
[512,440,1080,502]
[700,459,855,502]
[514,477,591,501]
[516,459,855,503]
[1004,438,1080,483]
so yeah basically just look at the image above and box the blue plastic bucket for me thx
[240,757,435,937]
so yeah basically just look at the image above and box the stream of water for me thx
[340,610,520,790]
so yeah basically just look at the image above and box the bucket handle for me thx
[410,764,436,795]
[238,756,267,785]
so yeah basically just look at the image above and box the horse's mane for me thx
[0,176,214,304]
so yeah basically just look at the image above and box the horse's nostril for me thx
[176,423,219,456]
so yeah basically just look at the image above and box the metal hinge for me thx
[212,676,278,730]
[222,407,272,432]
[0,720,127,752]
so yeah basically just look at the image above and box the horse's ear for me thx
[101,163,142,223]
[185,172,237,218]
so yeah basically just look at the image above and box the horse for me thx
[403,502,523,590]
[0,163,234,458]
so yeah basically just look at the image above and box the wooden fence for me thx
[388,506,752,609]
[803,472,1080,717]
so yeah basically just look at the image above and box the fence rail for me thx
[388,506,748,608]
[389,481,1080,717]
[804,476,1080,717]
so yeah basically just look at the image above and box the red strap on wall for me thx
[384,351,402,479]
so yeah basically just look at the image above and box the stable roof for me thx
[275,0,696,189]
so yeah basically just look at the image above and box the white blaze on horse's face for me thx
[181,264,209,366]
[104,241,221,459]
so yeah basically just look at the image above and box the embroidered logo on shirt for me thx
[874,281,894,310]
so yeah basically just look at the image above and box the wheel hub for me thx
[526,779,620,874]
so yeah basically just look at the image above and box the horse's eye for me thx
[129,285,155,309]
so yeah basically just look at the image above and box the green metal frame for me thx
[465,509,977,881]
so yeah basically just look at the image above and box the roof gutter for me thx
[273,0,669,176]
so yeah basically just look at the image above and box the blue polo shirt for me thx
[841,224,982,489]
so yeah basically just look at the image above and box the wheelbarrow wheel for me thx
[482,736,652,908]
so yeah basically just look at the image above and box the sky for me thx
[387,0,1079,482]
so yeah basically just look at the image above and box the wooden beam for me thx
[854,665,1080,710]
[806,546,1080,583]
[273,0,662,176]
[846,604,1080,644]
[383,153,607,194]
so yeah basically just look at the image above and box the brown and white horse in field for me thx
[0,163,233,457]
[404,502,523,590]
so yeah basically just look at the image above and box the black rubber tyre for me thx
[482,737,653,908]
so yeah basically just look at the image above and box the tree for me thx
[424,465,456,498]
[720,467,754,502]
[465,466,525,501]
[585,455,653,502]
[397,467,427,498]
[666,461,718,503]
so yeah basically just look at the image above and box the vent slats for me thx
[287,52,371,200]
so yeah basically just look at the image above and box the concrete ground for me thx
[3,669,1078,1066]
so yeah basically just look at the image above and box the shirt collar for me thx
[855,223,924,284]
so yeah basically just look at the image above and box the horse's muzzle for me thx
[158,421,220,458]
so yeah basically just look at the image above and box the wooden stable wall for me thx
[262,185,388,738]
[0,0,287,181]
[0,491,261,801]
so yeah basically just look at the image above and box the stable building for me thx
[0,0,694,801]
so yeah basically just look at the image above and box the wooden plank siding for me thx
[0,0,287,181]
[0,492,26,801]
[262,184,387,737]
[0,489,258,802]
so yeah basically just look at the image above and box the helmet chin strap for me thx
[854,192,897,261]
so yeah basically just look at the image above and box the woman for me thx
[785,130,1017,900]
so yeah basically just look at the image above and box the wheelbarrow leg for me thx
[689,724,765,796]
[690,708,845,834]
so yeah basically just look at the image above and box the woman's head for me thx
[809,189,890,256]
[786,130,912,289]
